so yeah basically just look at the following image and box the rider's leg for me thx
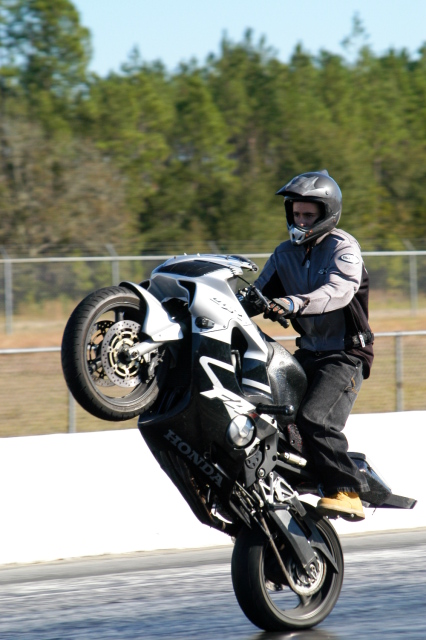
[293,349,368,520]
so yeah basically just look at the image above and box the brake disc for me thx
[101,319,145,388]
[87,320,115,387]
[285,552,326,596]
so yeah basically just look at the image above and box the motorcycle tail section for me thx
[349,452,417,509]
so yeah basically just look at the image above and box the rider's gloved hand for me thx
[238,287,266,317]
[263,297,294,321]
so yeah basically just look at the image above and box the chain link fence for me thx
[1,250,426,332]
[0,249,425,437]
[0,331,424,438]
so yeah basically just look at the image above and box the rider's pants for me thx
[293,349,369,495]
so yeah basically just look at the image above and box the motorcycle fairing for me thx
[153,253,259,276]
[138,254,308,487]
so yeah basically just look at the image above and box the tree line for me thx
[1,0,426,258]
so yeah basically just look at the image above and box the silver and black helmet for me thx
[276,170,342,245]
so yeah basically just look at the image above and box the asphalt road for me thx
[0,529,425,640]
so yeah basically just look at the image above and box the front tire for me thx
[61,286,169,421]
[231,509,344,631]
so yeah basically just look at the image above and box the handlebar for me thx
[238,285,290,329]
[277,315,290,329]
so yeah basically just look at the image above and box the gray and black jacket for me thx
[254,228,374,377]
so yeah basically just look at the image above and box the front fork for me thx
[232,471,339,583]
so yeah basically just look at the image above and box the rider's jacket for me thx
[254,228,374,377]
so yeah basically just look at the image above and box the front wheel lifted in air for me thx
[61,286,170,421]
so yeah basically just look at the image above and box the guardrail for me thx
[0,330,425,437]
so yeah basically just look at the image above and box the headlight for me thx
[226,415,256,448]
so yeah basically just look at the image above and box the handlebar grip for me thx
[278,316,290,329]
[278,318,290,329]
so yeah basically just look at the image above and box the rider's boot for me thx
[316,491,365,521]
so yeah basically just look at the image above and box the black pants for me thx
[293,349,369,495]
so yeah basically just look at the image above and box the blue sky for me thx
[72,0,426,76]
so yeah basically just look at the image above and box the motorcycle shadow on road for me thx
[251,629,339,640]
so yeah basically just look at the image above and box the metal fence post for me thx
[403,241,418,315]
[68,391,76,433]
[409,253,418,316]
[395,333,404,412]
[106,244,120,285]
[0,246,13,334]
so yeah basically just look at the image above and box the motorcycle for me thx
[61,253,417,632]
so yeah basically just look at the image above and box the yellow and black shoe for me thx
[317,491,365,522]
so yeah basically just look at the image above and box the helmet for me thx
[276,170,342,245]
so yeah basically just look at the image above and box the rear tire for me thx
[231,508,344,631]
[61,286,169,421]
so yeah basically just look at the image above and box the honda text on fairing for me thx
[61,253,416,632]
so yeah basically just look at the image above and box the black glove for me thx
[237,286,267,317]
[263,297,293,322]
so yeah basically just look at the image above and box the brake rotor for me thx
[86,320,115,387]
[101,320,144,388]
[284,552,326,596]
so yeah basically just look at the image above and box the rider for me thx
[250,170,374,521]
